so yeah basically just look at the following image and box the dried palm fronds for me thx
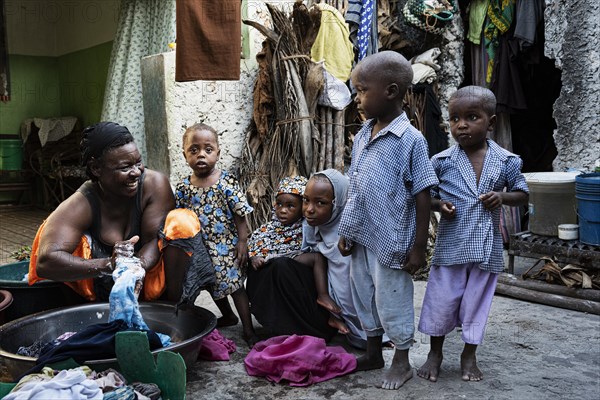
[523,257,600,290]
[242,4,331,230]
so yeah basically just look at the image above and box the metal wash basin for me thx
[0,302,216,381]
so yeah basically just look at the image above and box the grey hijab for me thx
[301,169,349,253]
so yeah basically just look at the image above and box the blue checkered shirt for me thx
[431,140,529,273]
[339,113,438,269]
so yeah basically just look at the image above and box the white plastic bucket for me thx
[524,172,580,236]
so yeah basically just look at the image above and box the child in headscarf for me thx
[248,176,341,314]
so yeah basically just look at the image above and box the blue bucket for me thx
[576,173,600,246]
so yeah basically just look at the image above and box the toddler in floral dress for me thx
[175,123,258,346]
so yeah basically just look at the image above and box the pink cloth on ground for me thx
[244,335,357,386]
[198,329,236,361]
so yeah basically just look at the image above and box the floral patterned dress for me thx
[175,171,253,299]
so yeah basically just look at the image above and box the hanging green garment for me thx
[484,0,515,85]
[467,0,489,45]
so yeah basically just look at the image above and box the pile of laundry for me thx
[3,367,161,400]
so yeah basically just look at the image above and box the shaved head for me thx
[450,86,497,117]
[353,51,413,97]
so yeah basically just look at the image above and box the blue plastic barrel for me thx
[576,173,600,246]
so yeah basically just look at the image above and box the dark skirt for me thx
[247,257,336,341]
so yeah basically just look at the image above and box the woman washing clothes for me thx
[29,121,208,303]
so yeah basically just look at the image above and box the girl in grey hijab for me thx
[302,169,367,349]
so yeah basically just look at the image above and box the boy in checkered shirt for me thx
[338,51,438,390]
[417,86,529,383]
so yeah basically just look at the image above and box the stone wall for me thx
[545,0,600,171]
[141,52,258,184]
[141,0,600,181]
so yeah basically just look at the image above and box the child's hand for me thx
[479,191,503,210]
[250,256,265,270]
[234,241,249,268]
[440,201,456,219]
[403,247,426,275]
[338,237,353,257]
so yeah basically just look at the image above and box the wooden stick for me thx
[325,107,333,169]
[495,282,600,315]
[333,109,345,172]
[498,274,600,302]
[318,107,325,171]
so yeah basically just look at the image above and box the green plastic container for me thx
[0,139,23,170]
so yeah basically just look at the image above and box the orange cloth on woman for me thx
[29,219,164,301]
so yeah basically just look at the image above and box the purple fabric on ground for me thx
[198,329,236,361]
[244,335,356,386]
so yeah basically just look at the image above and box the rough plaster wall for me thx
[545,0,600,171]
[161,52,258,184]
[437,7,465,144]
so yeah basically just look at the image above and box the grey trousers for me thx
[350,244,414,350]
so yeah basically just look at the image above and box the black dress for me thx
[246,257,336,340]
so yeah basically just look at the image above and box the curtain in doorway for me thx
[101,0,176,159]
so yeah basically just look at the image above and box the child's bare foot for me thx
[328,316,349,334]
[317,294,341,314]
[417,352,442,382]
[217,314,239,327]
[461,352,483,381]
[381,363,413,390]
[356,354,385,371]
[380,350,413,390]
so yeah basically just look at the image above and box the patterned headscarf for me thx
[276,175,308,197]
[248,176,308,260]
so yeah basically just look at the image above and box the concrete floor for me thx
[1,207,599,399]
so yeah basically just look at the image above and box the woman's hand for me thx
[338,237,353,257]
[111,235,139,270]
[250,256,266,270]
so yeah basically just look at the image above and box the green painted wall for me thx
[58,42,113,128]
[0,41,113,136]
[0,56,61,135]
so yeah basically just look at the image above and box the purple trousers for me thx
[418,263,498,344]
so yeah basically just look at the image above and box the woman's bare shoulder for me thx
[142,169,175,205]
[45,190,93,231]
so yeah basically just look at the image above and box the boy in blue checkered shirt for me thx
[338,51,438,390]
[417,86,529,383]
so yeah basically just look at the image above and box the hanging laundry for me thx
[346,0,378,60]
[484,0,515,85]
[310,3,354,82]
[467,0,489,45]
[175,0,241,81]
